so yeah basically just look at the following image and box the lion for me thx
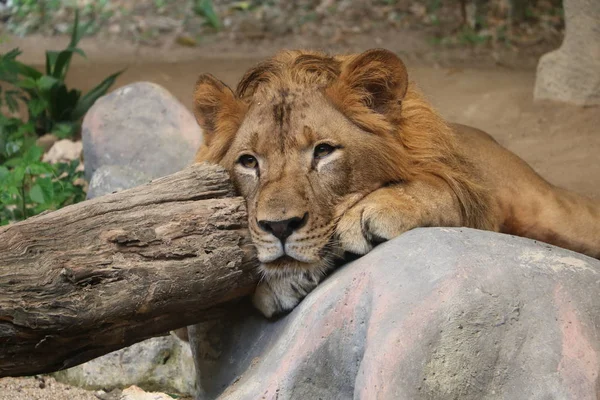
[192,49,600,318]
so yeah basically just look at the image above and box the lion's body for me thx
[454,123,600,258]
[193,49,600,317]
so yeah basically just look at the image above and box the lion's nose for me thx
[258,213,308,243]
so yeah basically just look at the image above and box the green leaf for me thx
[28,98,47,118]
[37,75,60,94]
[5,91,18,113]
[52,87,82,121]
[69,10,83,48]
[0,48,22,84]
[31,177,55,206]
[12,165,26,184]
[29,184,46,204]
[27,162,54,175]
[0,165,9,180]
[71,69,123,120]
[4,157,23,168]
[16,122,35,137]
[16,77,38,89]
[21,145,43,164]
[1,48,21,62]
[45,51,58,76]
[50,50,72,79]
[4,184,20,198]
[15,60,42,80]
[52,122,77,139]
[50,47,86,80]
[194,0,221,29]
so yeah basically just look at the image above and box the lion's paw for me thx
[252,268,321,318]
[336,188,417,255]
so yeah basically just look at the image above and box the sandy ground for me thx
[0,35,599,397]
[0,376,107,400]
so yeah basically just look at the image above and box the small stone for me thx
[175,34,197,47]
[408,2,427,19]
[120,386,174,400]
[42,139,82,164]
[54,22,70,34]
[36,133,58,153]
[108,23,121,34]
[147,16,179,33]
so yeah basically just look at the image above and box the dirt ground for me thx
[0,376,106,400]
[0,27,599,397]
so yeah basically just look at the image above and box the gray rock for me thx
[82,81,202,185]
[534,0,600,105]
[53,335,195,396]
[188,228,600,399]
[86,165,152,198]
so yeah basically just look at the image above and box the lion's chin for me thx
[264,255,316,270]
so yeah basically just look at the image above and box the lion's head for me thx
[193,49,488,277]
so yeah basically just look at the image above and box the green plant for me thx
[194,0,221,29]
[0,10,121,225]
[457,25,491,45]
[0,10,123,138]
[0,113,86,225]
[0,148,85,225]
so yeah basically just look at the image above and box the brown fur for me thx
[192,49,600,317]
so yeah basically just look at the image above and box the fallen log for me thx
[0,163,258,377]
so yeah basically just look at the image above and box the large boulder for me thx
[189,228,600,399]
[82,81,203,197]
[534,0,600,105]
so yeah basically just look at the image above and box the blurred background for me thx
[0,0,598,220]
[0,0,566,66]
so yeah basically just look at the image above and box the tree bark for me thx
[0,163,258,377]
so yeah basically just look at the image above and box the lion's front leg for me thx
[252,267,323,318]
[337,180,462,255]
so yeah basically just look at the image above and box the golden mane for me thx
[204,50,495,230]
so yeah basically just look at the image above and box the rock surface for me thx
[82,81,202,197]
[86,165,152,198]
[53,335,196,396]
[189,228,600,399]
[534,0,600,105]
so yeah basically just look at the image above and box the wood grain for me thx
[0,163,258,377]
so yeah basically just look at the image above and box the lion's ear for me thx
[193,74,243,144]
[338,49,408,115]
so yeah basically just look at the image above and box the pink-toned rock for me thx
[188,228,600,399]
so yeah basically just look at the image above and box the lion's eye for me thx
[238,154,258,169]
[313,143,336,160]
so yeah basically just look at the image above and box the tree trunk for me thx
[0,163,258,377]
